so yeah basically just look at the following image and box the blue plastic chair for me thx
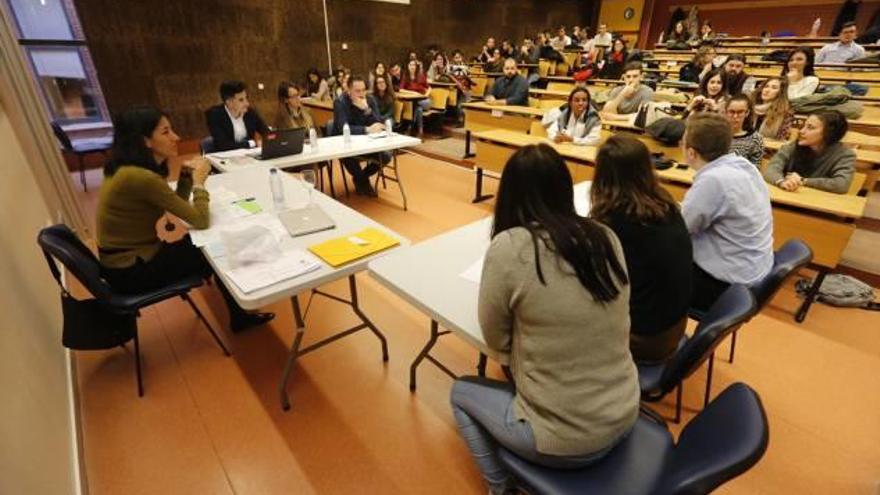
[498,382,769,495]
[640,284,756,423]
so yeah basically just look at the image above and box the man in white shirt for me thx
[550,26,572,51]
[816,22,866,64]
[204,80,269,152]
[680,113,774,312]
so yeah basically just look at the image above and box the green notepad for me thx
[232,198,263,214]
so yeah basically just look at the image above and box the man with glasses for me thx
[816,22,866,64]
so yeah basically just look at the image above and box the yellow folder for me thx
[308,228,400,268]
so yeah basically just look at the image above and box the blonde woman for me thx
[752,77,795,141]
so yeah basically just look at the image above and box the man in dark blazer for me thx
[204,80,269,152]
[332,76,390,196]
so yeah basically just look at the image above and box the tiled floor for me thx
[73,153,880,494]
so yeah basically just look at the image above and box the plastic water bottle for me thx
[269,168,285,212]
[309,127,318,152]
[342,123,351,146]
[385,118,394,136]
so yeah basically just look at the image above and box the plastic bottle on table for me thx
[342,123,351,146]
[269,168,285,212]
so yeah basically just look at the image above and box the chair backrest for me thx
[429,88,450,110]
[199,136,215,154]
[394,100,404,123]
[37,224,115,302]
[50,121,74,150]
[657,383,769,494]
[750,239,812,310]
[657,285,756,395]
[471,77,489,98]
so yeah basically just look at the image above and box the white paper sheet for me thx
[189,212,286,248]
[225,249,321,293]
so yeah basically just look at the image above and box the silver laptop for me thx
[279,205,336,237]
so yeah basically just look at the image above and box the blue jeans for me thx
[413,98,432,132]
[450,376,618,495]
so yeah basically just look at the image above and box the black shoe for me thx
[230,312,275,333]
[355,179,378,197]
[364,162,381,176]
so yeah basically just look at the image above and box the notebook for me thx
[308,228,400,267]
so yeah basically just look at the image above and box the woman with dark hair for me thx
[305,68,330,102]
[666,20,690,50]
[679,45,716,84]
[368,61,387,92]
[590,136,692,363]
[764,110,855,193]
[328,66,350,99]
[274,81,315,131]
[782,47,819,99]
[450,144,638,495]
[752,76,795,140]
[400,59,432,135]
[685,68,728,115]
[547,87,601,145]
[598,38,628,80]
[691,20,716,46]
[372,73,397,123]
[726,94,765,166]
[97,106,274,332]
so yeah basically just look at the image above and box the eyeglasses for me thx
[727,109,748,116]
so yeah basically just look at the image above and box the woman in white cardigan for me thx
[546,87,602,145]
[783,47,820,99]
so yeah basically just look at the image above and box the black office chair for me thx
[51,121,113,192]
[37,224,231,397]
[498,382,769,495]
[199,136,215,154]
[690,239,813,363]
[640,284,756,423]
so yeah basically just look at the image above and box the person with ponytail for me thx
[450,143,638,495]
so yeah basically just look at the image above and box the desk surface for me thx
[368,181,592,364]
[302,97,333,110]
[473,128,867,218]
[463,101,546,117]
[201,168,409,310]
[206,134,421,173]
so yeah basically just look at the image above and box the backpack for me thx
[795,274,879,310]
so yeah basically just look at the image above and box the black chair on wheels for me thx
[51,122,113,192]
[498,382,769,495]
[37,224,231,397]
[690,239,813,363]
[640,284,756,423]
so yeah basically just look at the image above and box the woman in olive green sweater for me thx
[450,144,639,495]
[97,106,273,332]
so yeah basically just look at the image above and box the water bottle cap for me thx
[270,168,278,174]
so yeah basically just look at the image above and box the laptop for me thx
[279,205,336,237]
[251,128,305,160]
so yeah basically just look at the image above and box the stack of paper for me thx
[225,249,321,293]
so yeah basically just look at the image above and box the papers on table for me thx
[189,212,287,249]
[459,256,484,284]
[226,248,321,293]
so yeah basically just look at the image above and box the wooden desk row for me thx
[470,128,866,274]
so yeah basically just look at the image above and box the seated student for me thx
[590,136,692,363]
[372,74,397,123]
[485,58,529,106]
[99,106,273,332]
[332,76,389,196]
[329,66,351,99]
[679,46,717,84]
[449,50,474,123]
[752,76,795,140]
[389,63,402,92]
[205,80,269,152]
[816,21,866,64]
[274,82,315,132]
[400,59,432,134]
[484,48,504,73]
[517,36,540,65]
[686,68,728,116]
[597,38,628,80]
[592,23,613,59]
[406,50,423,70]
[500,39,516,59]
[722,54,757,95]
[666,21,690,50]
[782,47,820,99]
[547,87,601,145]
[600,62,654,120]
[305,68,331,102]
[764,110,855,194]
[368,61,388,92]
[726,94,764,167]
[537,31,564,62]
[478,37,497,64]
[451,143,638,495]
[427,52,450,82]
[681,113,774,312]
[691,20,716,47]
[550,26,571,52]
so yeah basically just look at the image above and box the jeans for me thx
[413,98,432,133]
[450,376,618,495]
[340,151,391,186]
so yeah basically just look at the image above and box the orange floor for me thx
[73,153,880,494]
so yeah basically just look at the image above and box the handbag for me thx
[42,250,136,350]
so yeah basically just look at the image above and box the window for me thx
[4,0,108,125]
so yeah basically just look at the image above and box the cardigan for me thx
[96,167,209,268]
[479,226,639,456]
[764,141,856,194]
[729,130,765,167]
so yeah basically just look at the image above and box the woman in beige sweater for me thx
[450,144,640,495]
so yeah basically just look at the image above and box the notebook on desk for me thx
[308,228,400,267]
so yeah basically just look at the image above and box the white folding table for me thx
[368,182,591,389]
[202,167,409,410]
[205,134,422,210]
